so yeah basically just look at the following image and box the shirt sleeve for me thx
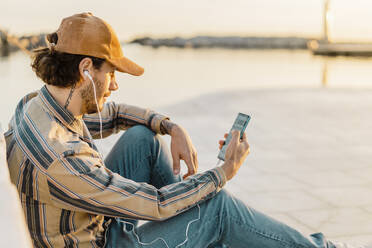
[82,102,169,139]
[46,153,227,221]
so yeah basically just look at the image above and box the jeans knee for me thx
[124,125,156,144]
[215,189,231,201]
[122,125,165,156]
[210,190,231,210]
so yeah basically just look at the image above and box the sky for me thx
[1,0,372,42]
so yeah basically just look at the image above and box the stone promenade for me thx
[100,88,372,247]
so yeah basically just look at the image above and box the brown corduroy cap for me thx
[52,12,144,76]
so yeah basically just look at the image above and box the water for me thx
[1,46,372,126]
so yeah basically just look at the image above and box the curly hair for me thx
[31,32,105,87]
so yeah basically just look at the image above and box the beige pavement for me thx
[163,88,372,247]
[99,88,372,247]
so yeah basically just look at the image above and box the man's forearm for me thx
[160,119,177,135]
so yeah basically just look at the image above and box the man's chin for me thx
[86,105,104,114]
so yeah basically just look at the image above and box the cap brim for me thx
[109,56,144,76]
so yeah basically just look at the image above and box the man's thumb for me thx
[230,130,240,144]
[172,154,181,175]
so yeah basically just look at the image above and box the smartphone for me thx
[217,113,251,161]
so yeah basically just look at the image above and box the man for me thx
[5,13,364,248]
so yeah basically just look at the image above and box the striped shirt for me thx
[5,86,227,248]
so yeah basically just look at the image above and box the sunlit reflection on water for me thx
[1,45,372,125]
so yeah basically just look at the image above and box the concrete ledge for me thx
[0,129,32,247]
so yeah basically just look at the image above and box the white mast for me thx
[323,0,330,42]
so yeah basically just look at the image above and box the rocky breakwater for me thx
[0,31,312,56]
[130,36,310,49]
[0,30,46,56]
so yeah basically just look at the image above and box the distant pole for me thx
[323,0,330,43]
[321,60,329,87]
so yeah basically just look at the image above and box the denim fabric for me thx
[104,125,336,248]
[104,125,181,230]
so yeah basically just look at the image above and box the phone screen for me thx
[217,113,251,161]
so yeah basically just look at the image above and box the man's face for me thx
[80,62,118,114]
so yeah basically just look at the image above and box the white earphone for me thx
[84,70,92,79]
[83,69,104,141]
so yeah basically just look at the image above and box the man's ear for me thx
[79,58,93,79]
[78,57,93,88]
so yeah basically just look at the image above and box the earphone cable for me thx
[117,204,201,248]
[86,71,200,247]
[85,72,104,162]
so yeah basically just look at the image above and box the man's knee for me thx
[123,125,157,145]
[121,125,167,158]
[206,190,231,211]
[207,189,245,218]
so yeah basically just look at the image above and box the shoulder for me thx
[11,103,94,168]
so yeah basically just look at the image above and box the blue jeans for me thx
[104,125,336,248]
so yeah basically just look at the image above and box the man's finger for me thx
[172,152,181,175]
[241,132,247,141]
[183,173,190,180]
[242,133,250,151]
[192,151,199,173]
[184,156,195,176]
[230,130,240,144]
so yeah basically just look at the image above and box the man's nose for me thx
[109,78,118,91]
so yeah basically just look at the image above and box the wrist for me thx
[160,119,177,135]
[169,123,181,136]
[220,160,234,181]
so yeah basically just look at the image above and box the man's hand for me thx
[161,120,198,179]
[219,130,250,181]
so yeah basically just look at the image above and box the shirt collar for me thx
[39,86,83,133]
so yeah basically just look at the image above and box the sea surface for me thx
[1,46,372,127]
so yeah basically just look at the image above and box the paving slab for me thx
[310,186,372,207]
[240,189,331,213]
[286,170,369,188]
[290,207,372,237]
